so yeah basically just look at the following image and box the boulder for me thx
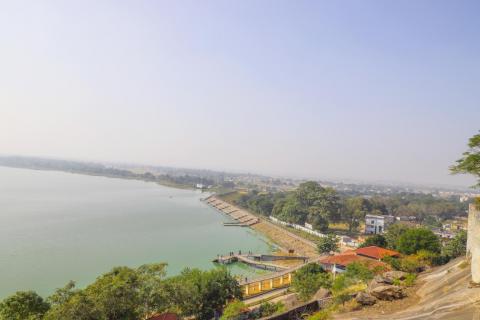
[313,288,331,300]
[356,292,377,306]
[370,285,406,301]
[374,275,393,285]
[383,271,407,281]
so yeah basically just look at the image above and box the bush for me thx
[344,262,374,282]
[221,300,246,320]
[256,302,284,318]
[404,273,416,286]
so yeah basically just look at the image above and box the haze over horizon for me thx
[1,1,479,187]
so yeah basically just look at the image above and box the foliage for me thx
[317,234,339,254]
[307,308,332,320]
[451,131,480,187]
[343,262,374,282]
[220,300,246,320]
[255,302,285,318]
[1,264,240,320]
[443,230,467,258]
[404,273,417,286]
[164,267,241,320]
[384,223,412,250]
[0,291,50,320]
[359,234,387,248]
[291,263,332,301]
[397,228,441,255]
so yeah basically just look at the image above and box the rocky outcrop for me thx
[370,285,405,301]
[383,271,407,281]
[355,292,376,305]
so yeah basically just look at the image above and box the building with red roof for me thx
[318,246,398,274]
[355,246,400,260]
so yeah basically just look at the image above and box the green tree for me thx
[443,230,467,258]
[84,266,143,320]
[291,263,332,301]
[0,291,50,320]
[451,131,480,188]
[359,234,387,248]
[343,197,372,233]
[397,228,441,255]
[317,234,339,254]
[44,293,100,320]
[164,268,241,320]
[384,223,412,250]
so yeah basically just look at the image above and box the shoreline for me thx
[204,195,319,258]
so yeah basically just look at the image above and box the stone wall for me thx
[467,203,480,284]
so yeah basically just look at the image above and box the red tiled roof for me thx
[147,313,178,320]
[319,253,388,270]
[355,246,400,260]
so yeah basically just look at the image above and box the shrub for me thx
[404,273,416,286]
[221,300,246,320]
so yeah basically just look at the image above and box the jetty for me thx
[214,252,308,271]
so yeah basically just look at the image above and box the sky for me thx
[0,1,479,187]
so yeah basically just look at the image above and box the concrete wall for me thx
[468,203,480,283]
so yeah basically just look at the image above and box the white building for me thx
[365,214,394,234]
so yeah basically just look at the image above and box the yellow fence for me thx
[242,273,292,297]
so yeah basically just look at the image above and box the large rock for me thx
[374,275,393,285]
[370,285,405,301]
[356,292,377,306]
[383,271,408,281]
[313,288,331,300]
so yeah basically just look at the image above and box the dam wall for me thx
[468,203,480,284]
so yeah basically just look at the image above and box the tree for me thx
[164,268,241,320]
[84,266,143,320]
[443,230,467,258]
[291,263,332,301]
[44,293,100,320]
[343,197,372,233]
[397,228,441,255]
[384,223,412,250]
[0,291,50,320]
[451,131,480,188]
[359,234,387,248]
[317,234,339,254]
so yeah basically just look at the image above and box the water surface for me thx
[0,166,272,298]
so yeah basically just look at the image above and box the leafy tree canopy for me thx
[397,228,441,255]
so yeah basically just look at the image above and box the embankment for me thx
[204,196,319,258]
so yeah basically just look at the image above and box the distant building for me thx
[196,183,205,189]
[365,214,394,234]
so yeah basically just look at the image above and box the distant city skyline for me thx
[1,1,479,187]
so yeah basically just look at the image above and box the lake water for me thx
[0,166,272,298]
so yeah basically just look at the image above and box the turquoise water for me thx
[0,166,272,298]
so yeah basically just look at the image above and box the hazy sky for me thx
[1,1,479,187]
